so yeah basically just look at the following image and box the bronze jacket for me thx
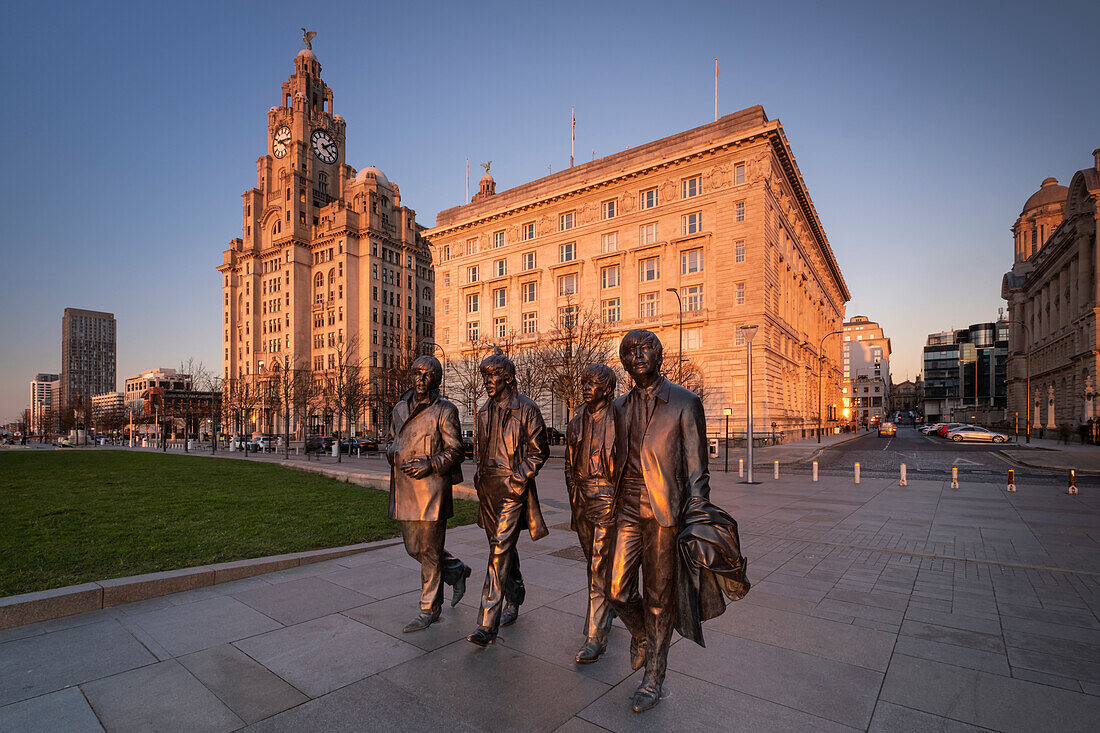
[612,377,711,528]
[387,389,464,522]
[564,402,622,529]
[474,390,549,540]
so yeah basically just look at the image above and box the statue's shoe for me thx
[466,627,498,647]
[451,565,472,608]
[631,676,662,713]
[402,609,441,633]
[500,603,520,627]
[574,638,606,664]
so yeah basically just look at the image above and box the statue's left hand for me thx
[401,456,432,478]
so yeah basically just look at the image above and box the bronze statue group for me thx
[386,329,749,713]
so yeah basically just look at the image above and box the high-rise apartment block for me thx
[61,308,116,409]
[841,315,891,426]
[218,48,434,436]
[922,320,1008,424]
[30,373,60,435]
[426,107,849,432]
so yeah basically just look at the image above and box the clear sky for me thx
[1,0,1097,421]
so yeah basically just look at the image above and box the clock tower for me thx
[218,45,435,441]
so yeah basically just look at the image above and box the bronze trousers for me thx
[574,478,616,641]
[607,478,677,683]
[400,519,468,613]
[477,470,527,631]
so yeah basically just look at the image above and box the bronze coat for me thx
[474,390,550,540]
[387,389,464,522]
[564,402,622,531]
[612,377,711,528]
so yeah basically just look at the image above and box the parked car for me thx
[936,423,965,437]
[339,437,378,453]
[878,422,897,437]
[920,423,944,434]
[946,426,1008,443]
[250,435,277,452]
[305,435,335,454]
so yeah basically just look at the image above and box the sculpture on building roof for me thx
[481,161,492,174]
[301,28,317,50]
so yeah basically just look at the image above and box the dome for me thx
[355,165,390,186]
[480,171,494,184]
[1022,177,1068,213]
[296,48,316,61]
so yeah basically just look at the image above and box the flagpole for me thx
[465,158,469,202]
[714,58,719,122]
[570,107,575,168]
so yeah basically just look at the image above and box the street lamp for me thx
[431,342,447,392]
[1017,319,1033,443]
[666,288,683,382]
[817,329,845,443]
[740,325,758,484]
[723,406,732,473]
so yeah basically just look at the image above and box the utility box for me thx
[708,438,719,458]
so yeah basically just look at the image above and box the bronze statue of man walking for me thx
[467,352,550,647]
[386,355,471,632]
[608,329,714,712]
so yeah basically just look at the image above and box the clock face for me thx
[272,126,291,158]
[310,129,338,164]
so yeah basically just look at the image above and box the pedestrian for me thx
[1060,424,1071,445]
[1079,422,1088,445]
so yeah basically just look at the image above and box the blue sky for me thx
[1,0,1097,421]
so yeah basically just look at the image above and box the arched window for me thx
[314,273,323,288]
[328,268,336,284]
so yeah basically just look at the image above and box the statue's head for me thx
[580,364,616,409]
[619,329,663,382]
[411,355,443,397]
[479,353,516,400]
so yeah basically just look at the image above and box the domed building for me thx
[1002,150,1100,434]
[218,46,436,440]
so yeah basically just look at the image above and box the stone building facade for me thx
[1002,150,1100,430]
[842,315,891,426]
[425,107,849,435]
[218,49,434,437]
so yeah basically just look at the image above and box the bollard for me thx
[774,461,780,479]
[739,458,744,478]
[1007,468,1015,492]
[812,461,818,482]
[899,463,907,487]
[951,466,958,489]
[854,462,861,484]
[1068,469,1078,495]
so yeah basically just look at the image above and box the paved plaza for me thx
[2,439,1100,731]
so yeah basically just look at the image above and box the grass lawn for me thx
[0,451,479,597]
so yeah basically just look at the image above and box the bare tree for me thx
[447,339,495,427]
[496,330,550,406]
[660,352,709,401]
[270,355,309,459]
[323,334,366,463]
[225,375,262,451]
[540,299,618,425]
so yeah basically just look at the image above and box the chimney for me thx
[1094,148,1100,172]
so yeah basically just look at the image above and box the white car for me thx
[945,426,1008,443]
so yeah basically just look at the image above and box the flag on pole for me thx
[714,58,719,122]
[570,107,575,167]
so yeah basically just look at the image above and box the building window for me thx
[640,222,658,245]
[640,187,658,210]
[735,282,745,305]
[735,240,745,262]
[560,211,576,231]
[681,248,703,274]
[443,272,451,287]
[603,298,621,323]
[466,321,480,342]
[639,257,660,282]
[682,212,702,236]
[735,164,745,185]
[522,251,537,270]
[467,266,479,283]
[466,238,479,255]
[735,201,745,222]
[522,281,537,302]
[735,329,745,347]
[493,288,507,308]
[596,262,621,289]
[602,200,617,219]
[494,259,507,277]
[522,222,536,240]
[559,242,576,262]
[495,317,507,339]
[682,176,701,198]
[493,230,506,248]
[558,273,578,296]
[466,293,480,313]
[683,284,703,311]
[639,292,659,318]
[684,327,702,350]
[601,232,618,253]
[522,312,537,333]
[559,305,579,328]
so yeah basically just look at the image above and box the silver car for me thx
[946,426,1008,443]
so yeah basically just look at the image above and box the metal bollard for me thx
[812,461,818,482]
[1068,469,1078,495]
[774,461,780,479]
[951,467,958,489]
[1007,468,1015,492]
[739,458,744,478]
[899,463,907,487]
[854,462,860,484]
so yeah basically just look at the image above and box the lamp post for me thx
[817,329,845,443]
[666,288,683,382]
[723,407,732,473]
[740,325,758,484]
[431,343,448,392]
[1018,319,1033,444]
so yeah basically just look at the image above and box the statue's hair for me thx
[581,363,617,394]
[411,355,443,389]
[479,353,516,380]
[619,329,664,362]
